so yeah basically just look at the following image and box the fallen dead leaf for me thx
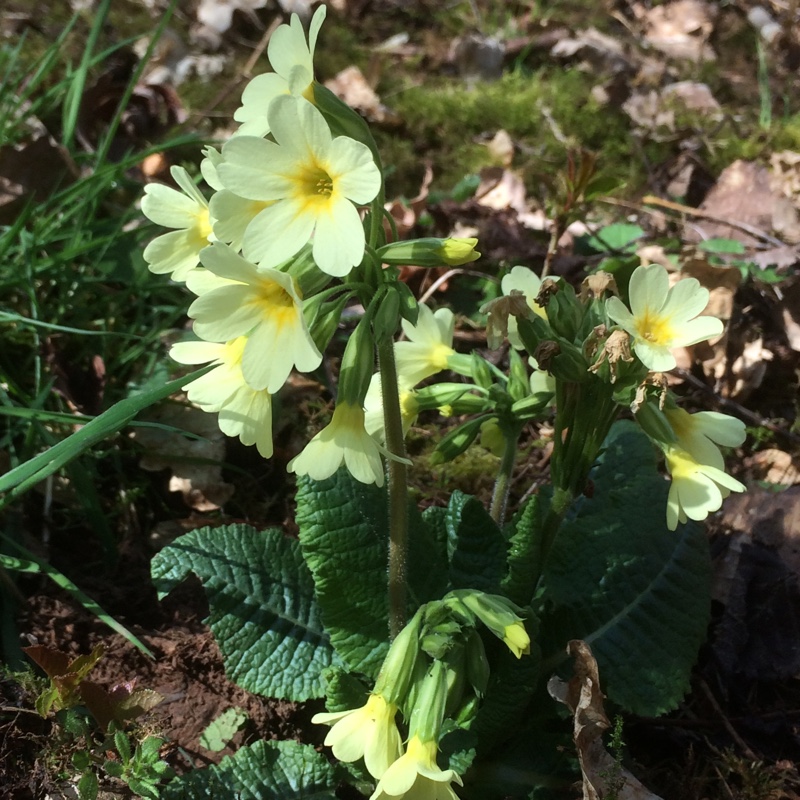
[779,279,800,352]
[746,449,800,486]
[635,0,716,62]
[548,640,664,800]
[324,66,400,125]
[713,336,773,400]
[385,163,433,239]
[684,160,799,247]
[134,404,234,512]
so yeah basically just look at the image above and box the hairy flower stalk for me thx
[379,337,410,638]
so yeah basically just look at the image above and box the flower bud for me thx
[338,314,376,406]
[372,285,401,344]
[450,590,531,659]
[429,414,491,466]
[471,352,494,390]
[377,237,480,268]
[374,608,424,705]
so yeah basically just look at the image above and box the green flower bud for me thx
[338,314,376,406]
[374,607,424,705]
[372,285,401,344]
[533,339,591,384]
[507,348,529,402]
[414,383,489,415]
[429,414,492,466]
[635,397,677,447]
[377,237,480,268]
[396,281,419,326]
[471,352,494,390]
[283,244,333,297]
[307,292,351,353]
[407,659,448,743]
[450,590,531,659]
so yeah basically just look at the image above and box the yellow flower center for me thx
[635,309,674,346]
[195,207,213,241]
[252,278,297,330]
[294,163,335,212]
[222,336,248,366]
[429,342,455,371]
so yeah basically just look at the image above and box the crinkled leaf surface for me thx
[446,491,507,593]
[540,421,712,716]
[151,524,333,701]
[296,470,447,679]
[162,740,338,799]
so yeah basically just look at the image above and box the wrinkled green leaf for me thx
[151,525,334,700]
[540,421,711,716]
[162,740,338,800]
[446,491,507,594]
[296,470,447,679]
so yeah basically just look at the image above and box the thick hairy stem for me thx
[378,338,409,639]
[490,426,521,527]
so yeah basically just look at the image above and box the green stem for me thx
[378,338,409,639]
[490,425,521,526]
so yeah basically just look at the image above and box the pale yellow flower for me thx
[501,266,548,349]
[363,373,419,442]
[141,166,213,281]
[312,693,402,780]
[395,304,455,386]
[170,337,273,458]
[664,407,746,467]
[664,445,746,531]
[606,264,723,372]
[218,95,381,276]
[187,242,321,393]
[288,402,384,486]
[370,735,462,800]
[233,6,326,137]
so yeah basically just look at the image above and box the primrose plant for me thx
[143,8,745,799]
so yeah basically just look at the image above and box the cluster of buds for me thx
[140,7,480,487]
[313,591,531,799]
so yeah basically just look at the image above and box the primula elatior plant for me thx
[140,8,747,798]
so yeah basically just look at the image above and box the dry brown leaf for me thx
[713,336,773,399]
[680,254,741,323]
[324,66,400,125]
[746,449,800,486]
[550,27,631,71]
[779,279,800,352]
[684,160,799,247]
[134,404,234,512]
[636,0,716,62]
[623,82,720,139]
[548,640,664,800]
[384,163,433,238]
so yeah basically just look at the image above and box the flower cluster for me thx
[313,592,531,799]
[483,261,746,529]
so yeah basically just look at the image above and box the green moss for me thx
[374,67,641,197]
